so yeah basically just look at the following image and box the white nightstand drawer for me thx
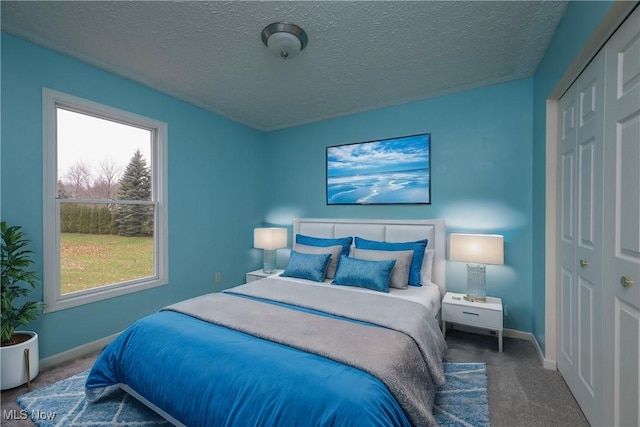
[442,292,503,352]
[442,303,502,330]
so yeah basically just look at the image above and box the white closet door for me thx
[558,79,577,388]
[574,50,605,427]
[603,7,640,427]
[557,49,605,427]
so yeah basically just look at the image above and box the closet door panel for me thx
[603,7,640,426]
[560,267,575,369]
[577,277,595,391]
[558,88,577,385]
[578,139,595,248]
[557,42,606,427]
[574,48,605,427]
[616,301,639,427]
[618,117,640,255]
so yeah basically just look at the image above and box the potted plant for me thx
[1,221,45,390]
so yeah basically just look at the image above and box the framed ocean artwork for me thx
[326,133,431,205]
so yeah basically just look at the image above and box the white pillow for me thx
[420,249,435,284]
[293,243,343,279]
[352,248,413,289]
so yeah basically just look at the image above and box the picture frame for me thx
[326,133,431,205]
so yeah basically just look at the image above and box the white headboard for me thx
[293,218,446,297]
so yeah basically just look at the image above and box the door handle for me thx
[620,276,635,288]
[579,260,589,268]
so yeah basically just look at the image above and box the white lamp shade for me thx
[267,32,302,58]
[449,233,504,265]
[254,228,287,250]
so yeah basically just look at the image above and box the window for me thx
[43,89,168,312]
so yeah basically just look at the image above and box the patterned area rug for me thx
[435,362,489,426]
[17,362,488,426]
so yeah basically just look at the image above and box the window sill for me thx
[44,278,168,313]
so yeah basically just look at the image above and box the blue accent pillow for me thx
[281,251,332,282]
[332,255,396,293]
[296,234,353,257]
[354,237,428,286]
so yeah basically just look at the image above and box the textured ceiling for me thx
[1,1,568,131]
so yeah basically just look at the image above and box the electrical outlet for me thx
[215,272,221,282]
[503,304,509,317]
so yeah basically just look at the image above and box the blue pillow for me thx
[296,234,353,257]
[281,251,332,282]
[354,237,427,286]
[332,255,395,293]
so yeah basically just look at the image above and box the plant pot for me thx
[0,331,39,390]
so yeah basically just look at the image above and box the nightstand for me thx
[442,291,503,352]
[246,269,283,283]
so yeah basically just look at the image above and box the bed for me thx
[85,218,448,426]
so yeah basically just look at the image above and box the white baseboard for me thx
[528,332,557,370]
[40,332,121,371]
[502,328,531,340]
[448,324,557,370]
[504,328,556,370]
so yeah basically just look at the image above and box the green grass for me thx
[60,233,153,294]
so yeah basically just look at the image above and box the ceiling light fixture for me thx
[261,22,308,59]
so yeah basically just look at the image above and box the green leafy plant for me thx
[1,222,45,345]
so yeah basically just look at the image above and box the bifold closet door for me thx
[602,6,640,427]
[557,47,605,427]
[558,70,578,393]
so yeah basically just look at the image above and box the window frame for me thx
[42,88,168,313]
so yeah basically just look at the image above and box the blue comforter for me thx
[85,274,452,427]
[86,309,411,426]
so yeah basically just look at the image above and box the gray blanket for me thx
[164,279,447,426]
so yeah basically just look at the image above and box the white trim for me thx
[504,329,556,370]
[59,199,155,205]
[544,1,638,367]
[39,332,120,371]
[42,88,169,313]
[512,329,558,370]
[545,99,559,366]
[501,327,531,340]
[446,324,556,369]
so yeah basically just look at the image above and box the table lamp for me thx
[254,228,287,274]
[449,233,504,302]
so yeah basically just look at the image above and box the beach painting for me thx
[326,133,430,205]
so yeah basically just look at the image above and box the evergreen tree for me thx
[98,206,112,235]
[116,150,152,237]
[89,206,100,234]
[60,203,72,233]
[66,204,81,233]
[109,210,119,235]
[78,205,92,233]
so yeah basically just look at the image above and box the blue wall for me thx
[0,33,267,358]
[264,79,534,332]
[531,1,613,352]
[1,0,617,359]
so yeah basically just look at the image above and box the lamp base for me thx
[262,249,277,274]
[466,264,487,303]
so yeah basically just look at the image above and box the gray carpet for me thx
[444,329,589,427]
[1,329,588,426]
